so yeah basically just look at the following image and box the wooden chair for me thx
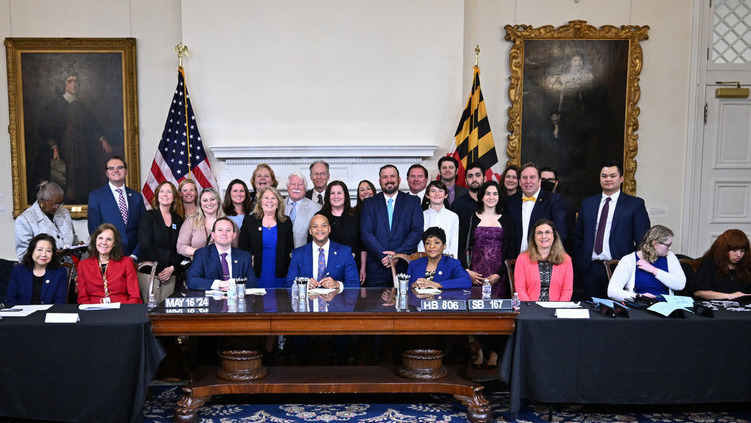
[137,261,159,304]
[504,258,516,295]
[680,257,703,274]
[603,259,619,281]
[61,261,78,303]
[389,252,427,287]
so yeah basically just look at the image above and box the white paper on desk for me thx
[45,313,80,323]
[0,304,52,317]
[79,302,121,311]
[662,295,694,308]
[648,302,694,317]
[415,288,442,295]
[307,288,335,295]
[537,301,581,308]
[246,288,267,295]
[555,308,590,318]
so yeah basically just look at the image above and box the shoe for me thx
[471,362,484,369]
[483,362,498,370]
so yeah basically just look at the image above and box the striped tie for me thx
[116,188,128,224]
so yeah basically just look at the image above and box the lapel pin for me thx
[45,279,50,284]
[438,271,443,275]
[258,226,262,231]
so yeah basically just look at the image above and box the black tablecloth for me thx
[0,304,165,423]
[500,303,751,418]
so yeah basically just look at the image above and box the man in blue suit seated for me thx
[187,217,256,290]
[361,164,424,287]
[286,214,360,289]
[573,161,650,299]
[87,156,146,259]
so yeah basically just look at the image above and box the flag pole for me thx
[173,43,192,178]
[475,44,480,67]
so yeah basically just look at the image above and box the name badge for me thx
[101,297,111,304]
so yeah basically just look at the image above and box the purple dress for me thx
[470,226,509,298]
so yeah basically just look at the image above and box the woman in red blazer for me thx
[78,223,142,304]
[514,219,573,301]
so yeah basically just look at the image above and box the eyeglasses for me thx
[535,230,554,236]
[46,201,64,209]
[658,241,672,248]
[106,166,126,171]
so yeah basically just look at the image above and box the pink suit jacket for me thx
[514,252,574,301]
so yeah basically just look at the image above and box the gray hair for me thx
[36,181,64,201]
[309,160,330,173]
[287,171,308,190]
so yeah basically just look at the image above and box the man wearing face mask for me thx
[540,167,576,254]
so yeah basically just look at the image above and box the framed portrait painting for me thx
[5,37,139,219]
[504,21,649,208]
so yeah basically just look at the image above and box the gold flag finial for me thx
[475,45,480,67]
[174,43,190,67]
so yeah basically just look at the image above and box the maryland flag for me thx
[448,66,502,186]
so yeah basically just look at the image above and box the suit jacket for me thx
[238,215,294,278]
[286,241,360,287]
[88,184,146,258]
[287,197,322,248]
[5,265,68,307]
[407,255,471,289]
[138,209,184,272]
[187,245,256,290]
[305,189,325,204]
[573,192,650,274]
[514,252,574,301]
[507,189,568,256]
[15,201,78,261]
[360,191,424,285]
[77,256,142,304]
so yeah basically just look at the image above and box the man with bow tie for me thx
[507,162,568,257]
[187,217,256,290]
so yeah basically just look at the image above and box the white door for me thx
[695,84,751,254]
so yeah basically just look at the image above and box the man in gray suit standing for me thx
[286,172,322,248]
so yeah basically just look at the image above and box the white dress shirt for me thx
[592,190,621,260]
[520,187,541,252]
[209,246,234,289]
[418,206,459,258]
[109,182,129,211]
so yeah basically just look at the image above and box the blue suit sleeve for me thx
[286,249,303,287]
[186,249,216,290]
[87,190,102,235]
[129,196,147,259]
[52,267,68,304]
[397,196,424,254]
[360,199,387,255]
[632,198,651,246]
[5,266,22,307]
[438,258,471,289]
[339,246,360,287]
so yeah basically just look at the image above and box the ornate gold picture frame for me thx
[5,37,139,219]
[504,20,648,203]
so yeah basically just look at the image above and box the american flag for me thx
[142,66,217,204]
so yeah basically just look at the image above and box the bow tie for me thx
[522,196,536,203]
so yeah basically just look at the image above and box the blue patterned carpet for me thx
[143,382,751,422]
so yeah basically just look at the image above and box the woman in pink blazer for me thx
[514,219,573,301]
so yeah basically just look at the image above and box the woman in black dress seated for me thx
[6,234,68,307]
[693,229,750,300]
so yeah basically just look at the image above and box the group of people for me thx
[7,155,751,323]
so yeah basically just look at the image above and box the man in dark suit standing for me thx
[507,162,568,257]
[573,161,650,299]
[187,217,256,290]
[305,160,330,205]
[87,156,145,259]
[287,214,360,289]
[438,156,468,207]
[360,164,424,287]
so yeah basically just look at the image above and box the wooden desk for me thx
[150,288,516,423]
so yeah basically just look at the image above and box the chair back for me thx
[61,262,78,303]
[603,259,619,281]
[505,258,516,295]
[137,261,158,301]
[389,252,428,287]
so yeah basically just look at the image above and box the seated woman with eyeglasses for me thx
[607,225,686,302]
[514,219,573,301]
[408,227,470,290]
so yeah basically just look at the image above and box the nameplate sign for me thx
[467,299,511,311]
[165,307,209,314]
[420,299,467,311]
[165,297,210,308]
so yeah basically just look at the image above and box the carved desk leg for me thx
[174,386,209,423]
[454,389,491,423]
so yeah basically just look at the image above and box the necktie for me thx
[289,201,297,223]
[116,188,128,224]
[317,247,326,281]
[594,197,611,255]
[387,198,394,230]
[220,252,230,281]
[317,193,323,205]
[522,196,536,203]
